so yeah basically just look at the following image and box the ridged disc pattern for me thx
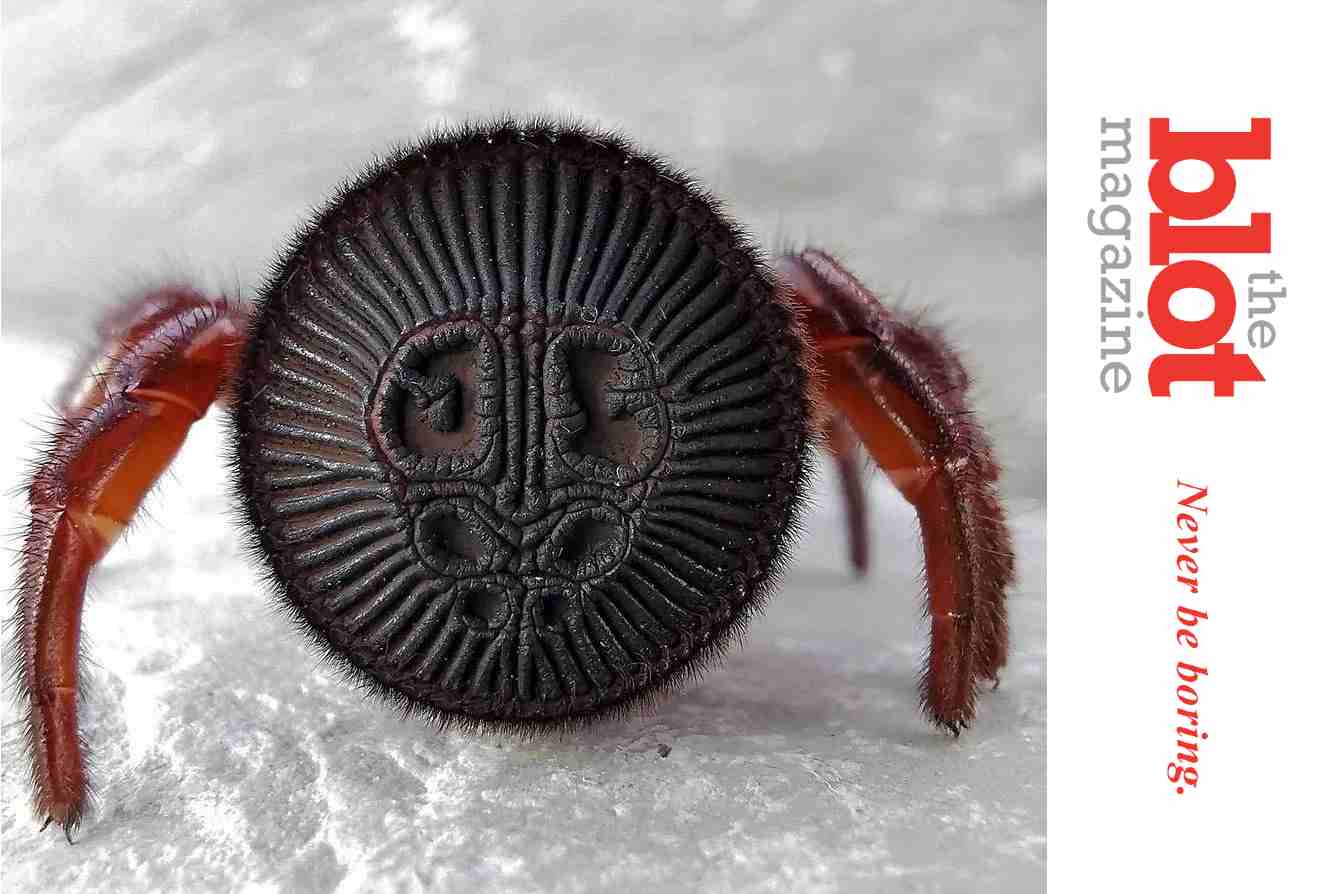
[235,125,809,722]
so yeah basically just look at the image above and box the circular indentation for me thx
[413,500,510,577]
[545,325,668,486]
[456,579,514,630]
[531,587,576,631]
[538,505,630,581]
[371,319,503,481]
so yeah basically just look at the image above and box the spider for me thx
[13,119,1014,839]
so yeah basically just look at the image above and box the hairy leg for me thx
[777,249,1014,733]
[14,286,246,837]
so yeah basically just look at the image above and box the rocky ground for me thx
[0,360,1046,891]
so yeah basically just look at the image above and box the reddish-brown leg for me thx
[777,249,1014,733]
[823,414,870,576]
[14,286,246,838]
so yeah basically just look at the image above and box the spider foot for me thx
[37,806,81,845]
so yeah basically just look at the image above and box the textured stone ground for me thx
[0,357,1045,891]
[2,1,1044,890]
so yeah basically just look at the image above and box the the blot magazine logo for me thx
[1089,118,1281,397]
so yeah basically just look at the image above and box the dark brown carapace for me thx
[12,120,1014,839]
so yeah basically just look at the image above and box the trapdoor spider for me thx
[14,120,1014,838]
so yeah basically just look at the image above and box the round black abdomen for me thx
[233,122,810,724]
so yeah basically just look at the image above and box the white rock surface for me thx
[1,341,1045,892]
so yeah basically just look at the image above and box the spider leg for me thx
[777,249,1014,734]
[822,413,870,576]
[14,286,246,837]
